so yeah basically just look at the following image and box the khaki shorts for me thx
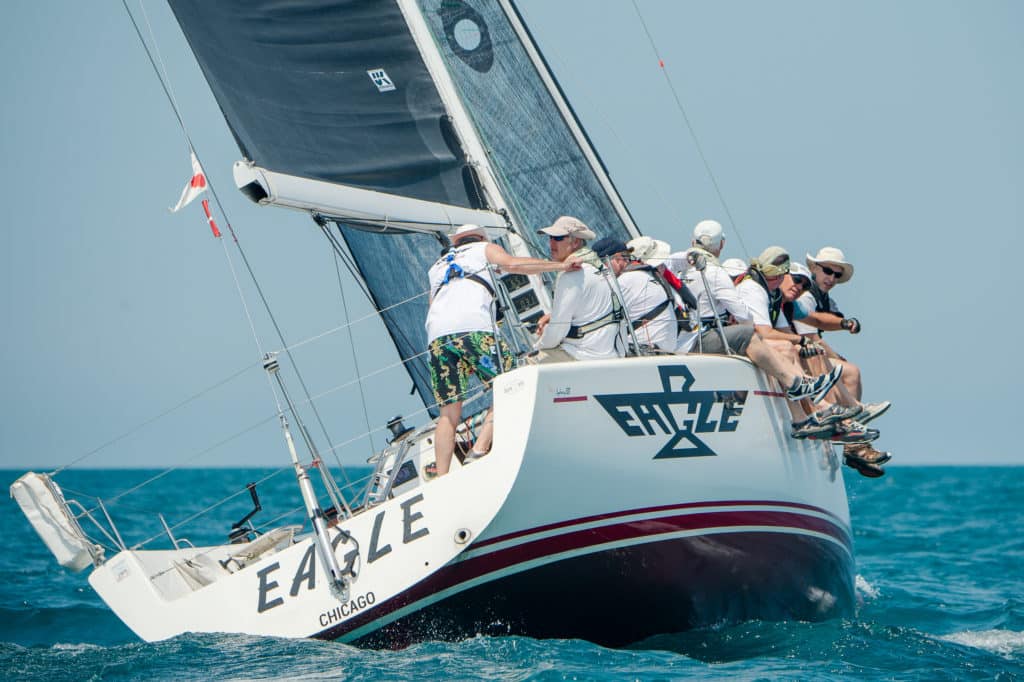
[697,325,754,355]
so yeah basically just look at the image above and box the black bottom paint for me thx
[344,532,855,649]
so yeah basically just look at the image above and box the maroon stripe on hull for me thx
[470,500,850,551]
[349,531,854,649]
[316,509,853,647]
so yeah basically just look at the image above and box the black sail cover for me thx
[168,0,637,415]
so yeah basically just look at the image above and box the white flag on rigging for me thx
[169,151,207,212]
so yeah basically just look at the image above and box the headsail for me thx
[168,0,641,413]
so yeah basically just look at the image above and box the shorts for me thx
[697,325,754,355]
[428,331,513,407]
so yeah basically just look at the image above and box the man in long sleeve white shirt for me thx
[535,216,625,361]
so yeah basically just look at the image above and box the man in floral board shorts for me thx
[425,224,579,476]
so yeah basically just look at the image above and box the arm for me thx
[485,243,578,275]
[755,324,802,344]
[716,269,752,323]
[794,292,859,333]
[799,309,845,331]
[537,271,581,349]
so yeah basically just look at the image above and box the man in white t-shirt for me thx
[426,224,578,476]
[535,217,625,361]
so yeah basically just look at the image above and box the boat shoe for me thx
[463,449,488,463]
[843,443,891,478]
[843,442,892,465]
[791,404,860,439]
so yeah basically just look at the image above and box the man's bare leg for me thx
[434,402,462,476]
[800,351,857,408]
[471,409,495,456]
[744,335,810,422]
[745,334,802,389]
[835,358,862,402]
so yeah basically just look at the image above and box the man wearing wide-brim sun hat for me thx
[798,246,893,478]
[804,247,855,330]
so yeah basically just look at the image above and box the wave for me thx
[937,629,1024,657]
[855,574,880,601]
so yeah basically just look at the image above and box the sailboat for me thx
[11,0,854,648]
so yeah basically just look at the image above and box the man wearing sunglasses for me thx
[803,247,860,334]
[789,248,892,476]
[673,222,844,406]
[734,247,875,443]
[534,216,627,361]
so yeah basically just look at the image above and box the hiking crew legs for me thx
[744,333,803,392]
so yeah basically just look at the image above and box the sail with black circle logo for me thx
[168,0,639,412]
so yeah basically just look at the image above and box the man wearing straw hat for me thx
[735,247,879,445]
[793,247,893,476]
[425,223,579,477]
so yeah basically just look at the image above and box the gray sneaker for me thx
[786,365,843,404]
[792,405,862,439]
[854,401,892,425]
[791,405,861,439]
[829,420,880,444]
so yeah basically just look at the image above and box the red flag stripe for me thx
[202,199,221,238]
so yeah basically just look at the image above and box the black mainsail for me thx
[168,0,640,412]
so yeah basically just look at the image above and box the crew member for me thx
[535,217,625,361]
[426,224,579,476]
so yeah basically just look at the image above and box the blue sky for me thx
[2,1,1021,469]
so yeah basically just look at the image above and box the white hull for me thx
[87,354,852,645]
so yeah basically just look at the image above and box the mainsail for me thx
[168,0,640,412]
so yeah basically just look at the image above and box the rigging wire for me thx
[512,3,685,238]
[123,0,344,472]
[133,0,285,419]
[332,250,377,457]
[49,361,256,476]
[629,0,751,261]
[129,466,293,550]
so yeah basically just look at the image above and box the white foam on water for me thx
[855,574,879,600]
[938,629,1024,656]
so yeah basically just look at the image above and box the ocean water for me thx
[2,466,1022,680]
